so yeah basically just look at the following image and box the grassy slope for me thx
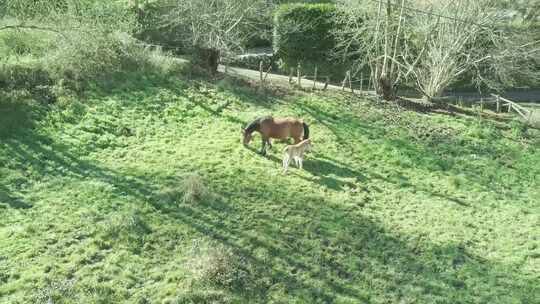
[1,75,539,304]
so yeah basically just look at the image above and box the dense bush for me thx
[0,1,187,99]
[273,3,346,80]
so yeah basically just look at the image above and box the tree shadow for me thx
[295,99,516,198]
[149,173,537,303]
[0,185,32,209]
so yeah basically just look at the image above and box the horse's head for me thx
[241,128,252,146]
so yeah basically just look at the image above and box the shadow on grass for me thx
[294,100,516,198]
[153,175,537,303]
[0,185,32,209]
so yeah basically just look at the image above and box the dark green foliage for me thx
[273,3,345,80]
[0,62,51,90]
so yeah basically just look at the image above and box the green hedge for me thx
[273,3,344,80]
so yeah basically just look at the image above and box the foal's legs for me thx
[282,153,290,173]
[291,156,303,169]
[267,139,273,149]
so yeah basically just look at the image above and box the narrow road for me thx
[218,65,363,93]
[219,65,539,103]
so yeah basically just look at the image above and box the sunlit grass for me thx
[1,75,539,303]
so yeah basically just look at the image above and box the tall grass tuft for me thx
[180,173,208,204]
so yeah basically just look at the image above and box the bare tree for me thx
[404,0,540,100]
[336,0,540,101]
[335,0,410,101]
[162,0,271,74]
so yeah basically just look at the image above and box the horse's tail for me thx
[302,122,310,140]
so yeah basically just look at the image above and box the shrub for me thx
[0,61,58,103]
[0,1,179,94]
[43,31,134,88]
[0,61,51,90]
[529,109,540,128]
[186,240,249,288]
[273,3,345,80]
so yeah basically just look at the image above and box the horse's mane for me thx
[245,116,271,134]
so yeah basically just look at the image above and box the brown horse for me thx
[242,116,310,156]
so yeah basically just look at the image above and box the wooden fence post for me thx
[324,76,329,91]
[313,66,318,90]
[259,61,263,82]
[289,67,294,84]
[480,98,484,112]
[360,72,363,92]
[508,102,512,113]
[496,95,500,113]
[348,71,354,93]
[259,61,264,90]
[341,71,348,91]
[297,63,302,87]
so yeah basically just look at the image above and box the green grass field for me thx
[1,74,539,304]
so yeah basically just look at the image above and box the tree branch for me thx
[0,24,65,37]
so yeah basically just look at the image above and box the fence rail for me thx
[250,61,536,124]
[490,94,533,121]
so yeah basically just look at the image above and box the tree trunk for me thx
[377,74,395,101]
[194,47,220,75]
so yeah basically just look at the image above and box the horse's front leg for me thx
[260,137,267,156]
